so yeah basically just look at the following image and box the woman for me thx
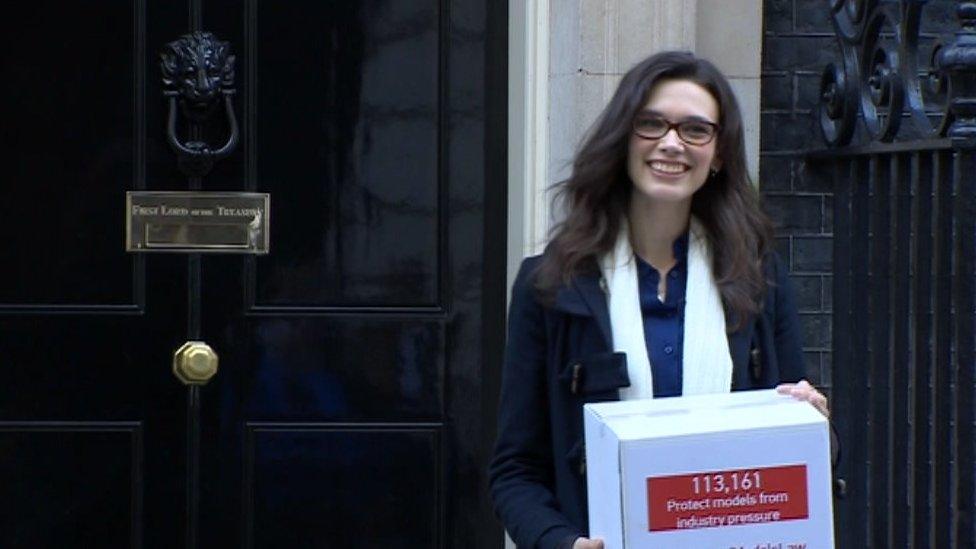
[488,51,829,549]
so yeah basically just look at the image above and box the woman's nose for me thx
[657,128,684,151]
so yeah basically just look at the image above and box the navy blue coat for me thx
[488,253,807,549]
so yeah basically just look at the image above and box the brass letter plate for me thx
[126,192,270,254]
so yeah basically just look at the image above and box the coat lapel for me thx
[727,325,751,371]
[553,272,613,349]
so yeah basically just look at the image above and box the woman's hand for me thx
[572,538,604,549]
[776,379,829,418]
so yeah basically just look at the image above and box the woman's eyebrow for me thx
[638,109,716,124]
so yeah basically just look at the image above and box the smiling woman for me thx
[488,51,829,549]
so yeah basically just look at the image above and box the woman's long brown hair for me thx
[534,51,774,331]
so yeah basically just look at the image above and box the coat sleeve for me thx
[488,259,582,549]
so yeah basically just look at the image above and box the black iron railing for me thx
[812,1,976,547]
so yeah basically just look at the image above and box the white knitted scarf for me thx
[599,217,733,400]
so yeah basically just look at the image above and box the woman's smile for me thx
[647,159,691,176]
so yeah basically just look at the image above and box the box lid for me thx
[584,389,826,441]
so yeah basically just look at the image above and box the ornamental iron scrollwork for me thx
[819,61,859,145]
[942,2,976,142]
[861,9,904,141]
[819,1,976,147]
[160,31,239,177]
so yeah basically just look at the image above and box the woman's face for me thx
[626,79,721,209]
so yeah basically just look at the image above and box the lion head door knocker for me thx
[161,31,239,177]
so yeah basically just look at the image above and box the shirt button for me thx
[669,271,678,279]
[664,345,674,355]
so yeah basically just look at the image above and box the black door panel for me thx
[1,1,503,547]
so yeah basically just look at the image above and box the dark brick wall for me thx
[760,0,836,390]
[758,0,959,393]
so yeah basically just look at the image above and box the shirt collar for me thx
[634,231,690,277]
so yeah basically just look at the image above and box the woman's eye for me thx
[683,123,712,137]
[638,118,667,132]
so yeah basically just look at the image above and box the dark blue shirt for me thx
[635,233,688,397]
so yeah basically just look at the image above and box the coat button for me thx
[663,345,674,355]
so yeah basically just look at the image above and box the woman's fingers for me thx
[776,379,830,418]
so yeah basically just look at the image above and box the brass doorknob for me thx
[173,341,219,385]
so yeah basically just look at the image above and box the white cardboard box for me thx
[583,389,834,549]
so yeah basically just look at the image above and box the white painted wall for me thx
[696,0,763,180]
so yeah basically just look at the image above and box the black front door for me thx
[0,2,506,547]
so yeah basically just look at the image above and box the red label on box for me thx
[646,464,808,532]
